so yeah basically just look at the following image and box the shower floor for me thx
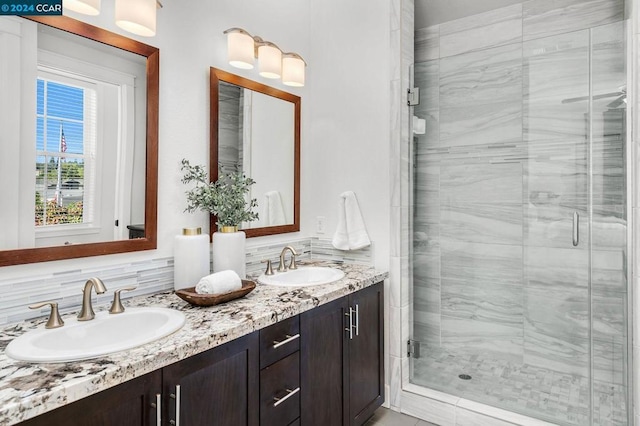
[410,346,627,425]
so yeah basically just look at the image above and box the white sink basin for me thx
[258,267,345,287]
[6,307,185,363]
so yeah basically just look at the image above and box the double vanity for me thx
[0,261,387,426]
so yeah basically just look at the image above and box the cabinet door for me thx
[19,370,162,426]
[162,332,259,426]
[348,282,384,426]
[300,296,349,426]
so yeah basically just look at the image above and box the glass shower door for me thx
[409,21,628,426]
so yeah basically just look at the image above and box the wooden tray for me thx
[175,280,256,307]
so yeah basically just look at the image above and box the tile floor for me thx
[365,407,438,426]
[411,346,627,425]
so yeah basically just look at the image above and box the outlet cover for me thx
[316,216,326,234]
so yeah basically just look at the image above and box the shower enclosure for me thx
[409,4,629,425]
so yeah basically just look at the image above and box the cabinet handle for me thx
[272,333,300,349]
[345,309,353,340]
[354,304,359,337]
[573,212,579,247]
[273,387,300,407]
[170,385,181,426]
[150,393,161,426]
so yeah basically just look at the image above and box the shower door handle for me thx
[572,212,579,247]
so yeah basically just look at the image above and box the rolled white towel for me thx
[195,270,242,295]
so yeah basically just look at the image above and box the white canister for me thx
[173,227,210,290]
[212,226,246,278]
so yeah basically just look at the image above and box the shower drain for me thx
[458,374,472,380]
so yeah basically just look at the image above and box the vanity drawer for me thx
[260,315,300,368]
[260,352,300,426]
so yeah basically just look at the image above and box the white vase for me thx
[212,226,246,278]
[173,227,210,290]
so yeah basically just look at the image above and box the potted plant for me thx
[181,159,259,277]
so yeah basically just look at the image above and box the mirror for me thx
[0,15,158,266]
[210,68,300,238]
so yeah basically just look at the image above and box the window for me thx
[35,71,97,228]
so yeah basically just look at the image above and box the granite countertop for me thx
[0,261,387,425]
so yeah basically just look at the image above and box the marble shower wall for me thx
[217,82,243,173]
[413,0,626,381]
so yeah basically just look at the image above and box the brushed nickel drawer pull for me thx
[354,304,359,337]
[150,393,161,426]
[273,387,300,407]
[573,212,579,247]
[345,309,354,339]
[272,333,300,349]
[169,385,181,426]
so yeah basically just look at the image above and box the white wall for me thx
[305,0,391,270]
[0,0,390,276]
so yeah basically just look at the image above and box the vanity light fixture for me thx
[63,0,100,15]
[224,28,256,69]
[257,41,282,79]
[282,53,306,87]
[223,27,307,86]
[62,0,163,37]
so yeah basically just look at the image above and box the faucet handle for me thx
[29,301,64,329]
[262,259,274,276]
[109,286,137,314]
[288,253,298,270]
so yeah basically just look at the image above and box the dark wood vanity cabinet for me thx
[19,333,259,426]
[259,316,301,426]
[162,332,259,426]
[20,369,163,426]
[301,282,384,426]
[17,283,383,426]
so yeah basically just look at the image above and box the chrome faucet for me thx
[77,277,107,321]
[278,246,299,272]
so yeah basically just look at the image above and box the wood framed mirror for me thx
[0,15,158,267]
[210,68,300,238]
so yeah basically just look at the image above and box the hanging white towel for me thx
[263,191,286,226]
[332,191,371,250]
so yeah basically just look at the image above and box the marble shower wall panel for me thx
[439,4,522,58]
[440,163,523,204]
[415,25,439,63]
[523,327,589,376]
[523,30,590,144]
[439,43,523,148]
[523,0,624,42]
[440,239,524,360]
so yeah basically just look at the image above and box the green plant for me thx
[181,159,259,228]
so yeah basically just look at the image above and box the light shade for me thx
[63,0,100,15]
[115,0,156,37]
[258,43,282,79]
[282,53,306,87]
[225,29,255,70]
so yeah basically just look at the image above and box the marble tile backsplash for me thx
[0,237,373,326]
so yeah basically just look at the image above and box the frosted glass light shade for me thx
[282,53,305,87]
[227,30,255,69]
[63,0,100,15]
[258,43,282,79]
[115,0,156,37]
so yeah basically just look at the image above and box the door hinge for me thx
[407,87,420,106]
[407,339,421,358]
